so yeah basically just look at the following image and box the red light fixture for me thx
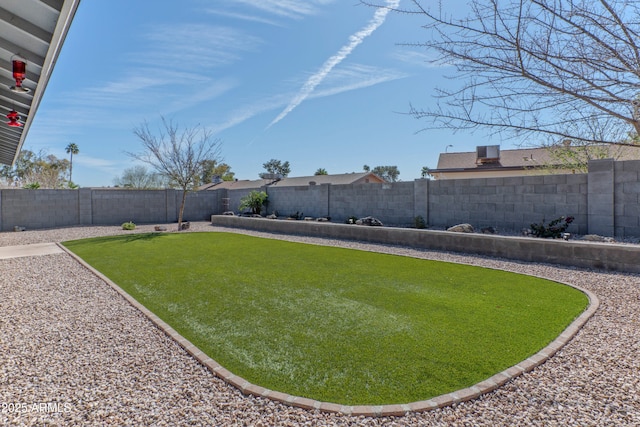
[10,55,30,94]
[6,110,22,127]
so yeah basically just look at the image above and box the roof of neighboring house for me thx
[199,172,385,191]
[268,172,384,187]
[435,147,553,171]
[433,145,640,173]
[198,179,273,191]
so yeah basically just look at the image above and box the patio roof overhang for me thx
[0,0,81,166]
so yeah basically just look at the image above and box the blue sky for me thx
[25,0,504,187]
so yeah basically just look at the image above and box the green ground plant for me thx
[530,216,574,238]
[121,221,136,230]
[63,233,588,405]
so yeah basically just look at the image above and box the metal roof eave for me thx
[2,0,81,167]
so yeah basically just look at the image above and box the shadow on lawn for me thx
[65,232,170,246]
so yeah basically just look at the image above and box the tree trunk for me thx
[178,189,187,231]
[69,153,73,185]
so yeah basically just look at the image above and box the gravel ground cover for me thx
[1,222,639,426]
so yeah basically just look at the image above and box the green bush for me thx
[239,191,268,215]
[121,221,136,230]
[414,215,426,229]
[530,216,574,238]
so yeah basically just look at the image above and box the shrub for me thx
[346,215,358,224]
[122,221,136,230]
[530,216,574,238]
[414,215,426,229]
[239,191,268,215]
[288,211,304,220]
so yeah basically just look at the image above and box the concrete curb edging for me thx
[57,242,600,417]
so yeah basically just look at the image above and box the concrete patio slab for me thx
[0,242,63,259]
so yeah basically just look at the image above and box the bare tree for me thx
[365,0,640,147]
[113,165,167,189]
[129,118,222,230]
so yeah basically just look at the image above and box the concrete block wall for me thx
[224,182,419,225]
[0,188,220,231]
[428,174,588,234]
[1,159,638,236]
[614,159,640,238]
[329,181,416,225]
[181,190,224,221]
[224,188,262,214]
[413,179,429,222]
[266,184,329,218]
[91,190,169,225]
[588,159,615,236]
[0,189,79,230]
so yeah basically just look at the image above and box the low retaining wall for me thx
[211,215,640,274]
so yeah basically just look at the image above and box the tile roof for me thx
[268,172,384,187]
[434,145,640,172]
[199,172,385,190]
[198,179,273,191]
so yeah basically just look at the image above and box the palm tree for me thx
[65,143,79,186]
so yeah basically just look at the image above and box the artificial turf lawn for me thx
[63,232,588,405]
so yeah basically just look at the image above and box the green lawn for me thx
[63,232,588,405]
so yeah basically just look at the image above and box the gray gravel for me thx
[1,222,639,426]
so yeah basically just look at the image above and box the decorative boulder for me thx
[356,216,384,226]
[481,226,497,234]
[266,213,278,219]
[180,222,190,230]
[222,211,235,216]
[154,225,167,232]
[447,223,475,233]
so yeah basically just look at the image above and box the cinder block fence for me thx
[1,159,639,238]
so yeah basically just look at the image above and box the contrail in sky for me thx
[266,0,400,129]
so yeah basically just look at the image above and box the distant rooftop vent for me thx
[476,145,500,164]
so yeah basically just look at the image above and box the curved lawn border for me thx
[58,243,599,417]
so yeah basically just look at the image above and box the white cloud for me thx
[210,94,287,134]
[231,0,333,19]
[75,155,118,169]
[137,24,262,70]
[393,50,443,68]
[266,0,401,128]
[203,9,281,26]
[312,64,408,97]
[206,64,405,135]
